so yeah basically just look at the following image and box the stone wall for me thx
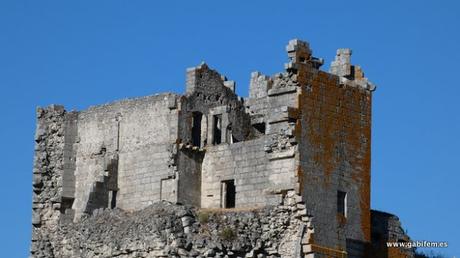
[243,39,374,255]
[370,210,415,258]
[291,41,373,254]
[181,63,255,145]
[36,94,182,222]
[31,105,67,257]
[72,94,180,217]
[176,148,204,207]
[30,38,415,258]
[201,137,297,209]
[34,191,316,258]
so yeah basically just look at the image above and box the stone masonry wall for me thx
[181,63,255,144]
[31,38,415,258]
[31,105,67,257]
[291,42,372,254]
[370,210,415,258]
[242,39,374,256]
[176,148,204,207]
[73,94,180,217]
[201,137,297,209]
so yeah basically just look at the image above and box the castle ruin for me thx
[31,39,413,258]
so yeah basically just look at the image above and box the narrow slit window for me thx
[109,190,117,209]
[337,190,347,217]
[213,114,222,145]
[226,125,237,144]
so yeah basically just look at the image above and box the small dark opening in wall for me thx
[349,65,356,80]
[192,112,203,147]
[110,190,117,209]
[213,114,222,145]
[221,179,235,208]
[337,190,347,217]
[60,197,74,214]
[226,124,239,144]
[288,117,297,124]
[371,232,382,243]
[226,125,233,144]
[253,123,266,134]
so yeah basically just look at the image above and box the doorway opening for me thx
[221,179,235,208]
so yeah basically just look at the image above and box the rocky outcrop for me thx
[31,192,315,258]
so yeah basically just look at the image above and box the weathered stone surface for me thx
[30,39,411,258]
[34,193,315,258]
[370,210,415,258]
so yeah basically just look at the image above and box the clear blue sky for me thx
[1,1,458,257]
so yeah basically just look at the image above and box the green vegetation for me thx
[197,211,210,224]
[219,227,236,241]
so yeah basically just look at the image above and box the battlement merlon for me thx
[330,48,377,91]
[247,39,376,101]
[285,39,324,71]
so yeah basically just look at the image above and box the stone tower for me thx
[31,39,414,258]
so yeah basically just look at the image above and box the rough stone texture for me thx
[201,137,297,209]
[370,210,415,258]
[181,63,255,144]
[31,39,412,258]
[31,105,67,257]
[72,94,180,219]
[33,192,316,258]
[297,60,372,252]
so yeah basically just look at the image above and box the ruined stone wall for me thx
[242,43,373,256]
[181,63,254,144]
[31,105,67,256]
[370,210,414,258]
[73,94,180,216]
[176,149,204,207]
[296,59,372,253]
[246,71,272,127]
[33,192,315,258]
[30,38,417,258]
[34,94,182,222]
[116,94,179,209]
[201,137,297,209]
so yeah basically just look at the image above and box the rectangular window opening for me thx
[226,126,233,144]
[253,123,266,134]
[192,112,203,147]
[337,190,347,217]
